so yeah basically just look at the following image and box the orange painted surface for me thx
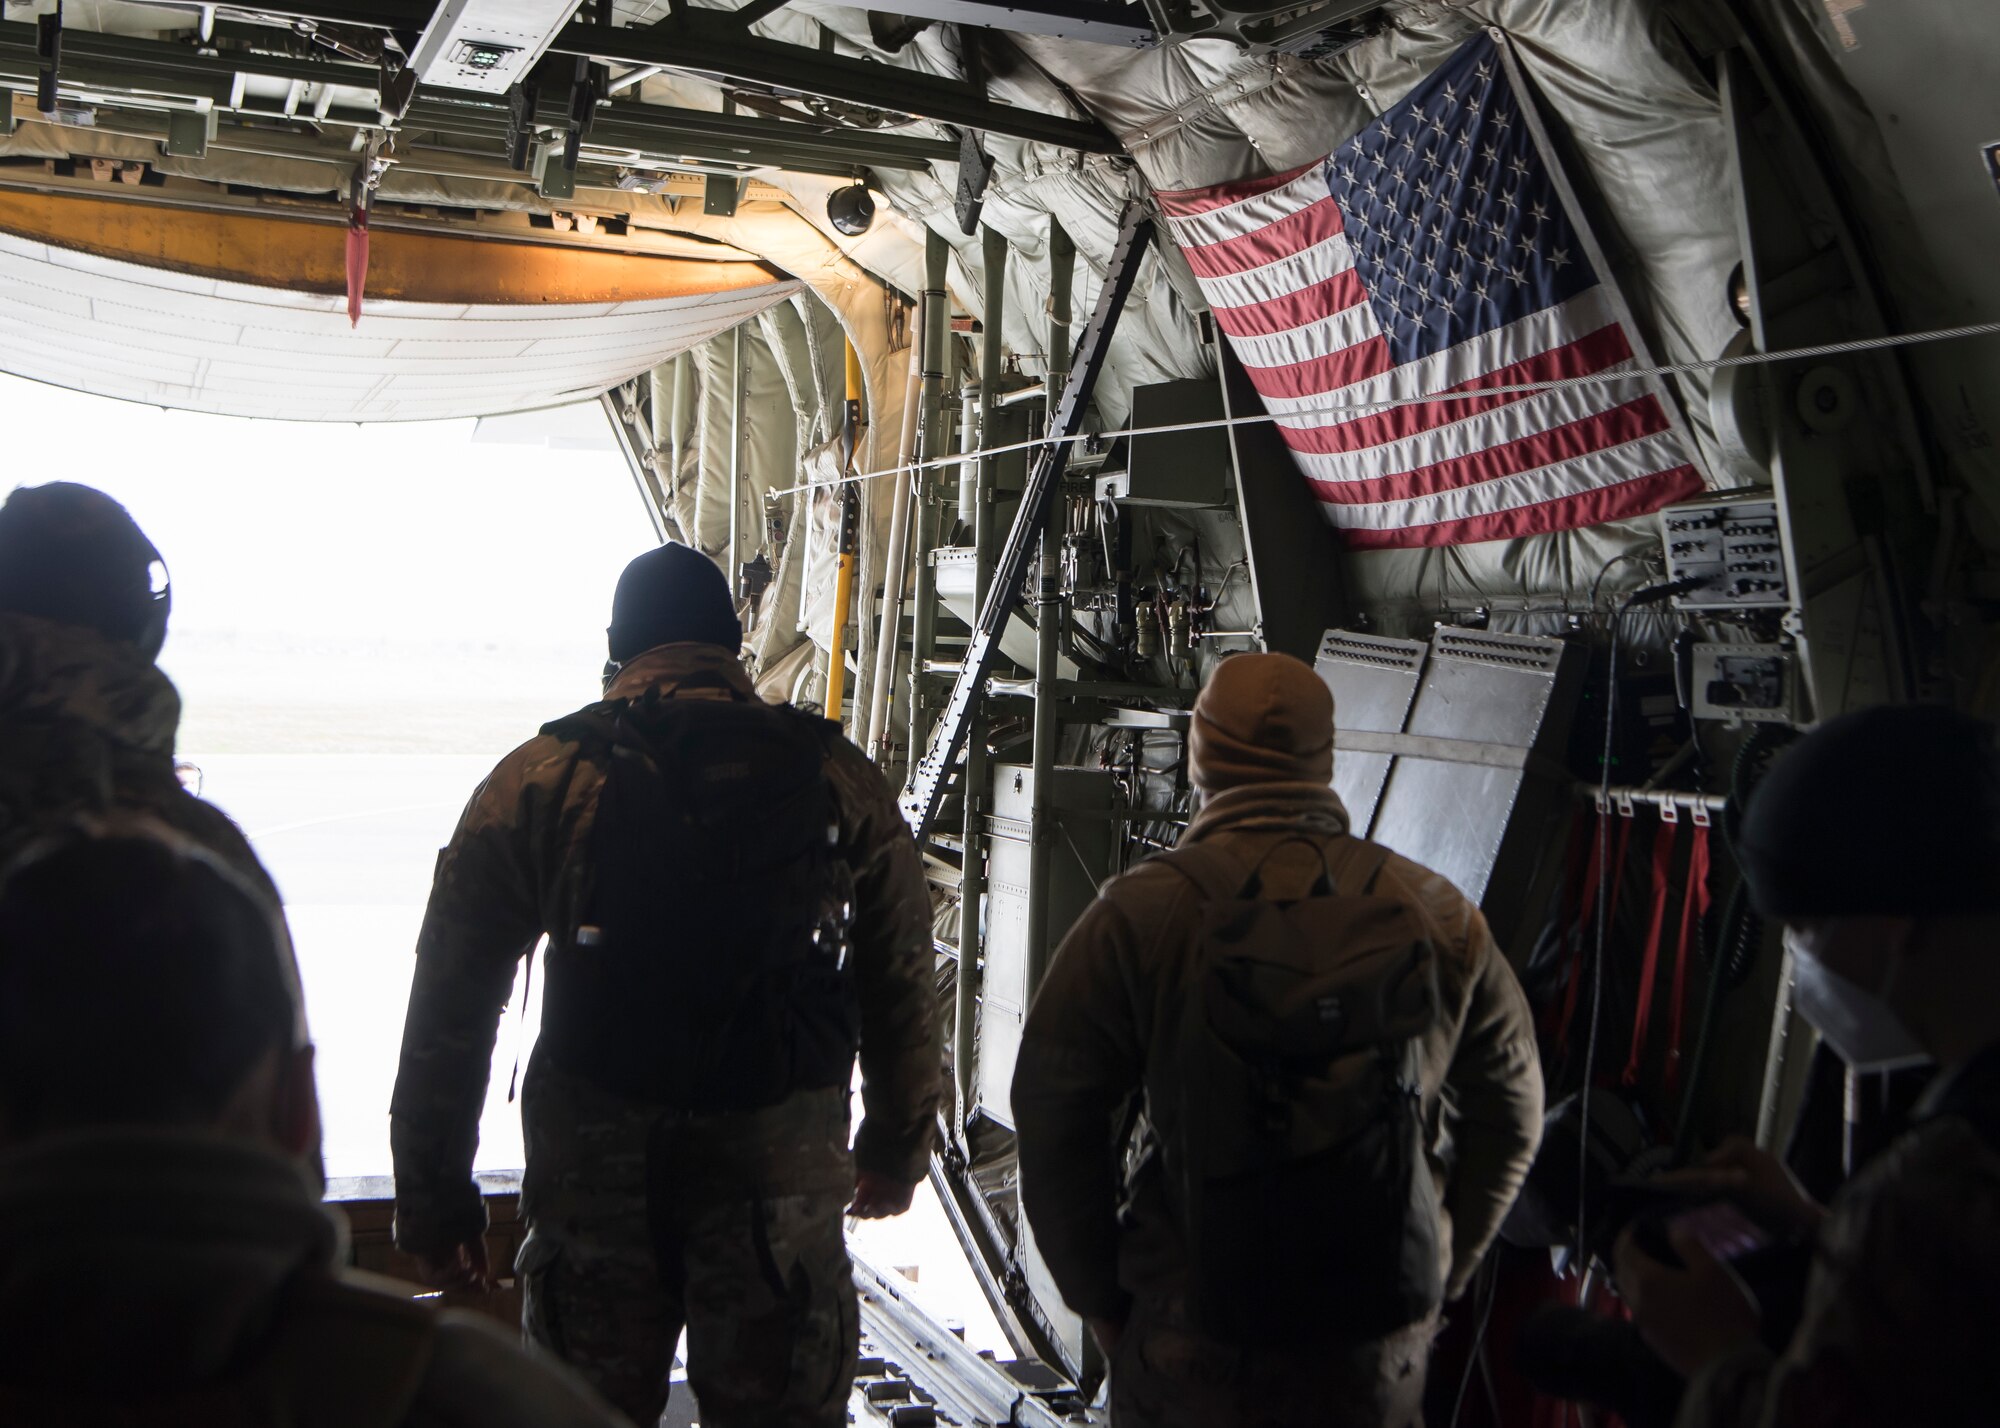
[0,189,778,304]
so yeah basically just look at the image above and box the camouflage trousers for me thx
[516,1055,859,1428]
[1110,1289,1438,1428]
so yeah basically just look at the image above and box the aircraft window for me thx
[2,377,655,1179]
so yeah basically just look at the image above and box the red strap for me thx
[1555,812,1634,1057]
[346,204,370,328]
[1664,825,1714,1094]
[1623,819,1680,1085]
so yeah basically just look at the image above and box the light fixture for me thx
[827,181,875,237]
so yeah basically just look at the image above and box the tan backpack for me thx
[1150,836,1445,1345]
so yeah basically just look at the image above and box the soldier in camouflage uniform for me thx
[0,482,272,894]
[391,542,939,1428]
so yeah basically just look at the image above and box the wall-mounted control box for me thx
[1691,642,1798,724]
[1660,492,1790,610]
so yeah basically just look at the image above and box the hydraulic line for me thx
[825,339,863,725]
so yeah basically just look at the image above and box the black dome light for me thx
[827,182,875,236]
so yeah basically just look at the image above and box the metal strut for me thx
[899,201,1154,839]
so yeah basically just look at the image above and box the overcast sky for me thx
[0,373,659,752]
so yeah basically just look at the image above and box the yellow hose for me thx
[826,340,865,722]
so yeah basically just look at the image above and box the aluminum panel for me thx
[1374,629,1565,900]
[1314,628,1425,837]
[974,764,1115,1129]
[1321,626,1583,952]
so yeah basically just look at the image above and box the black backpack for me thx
[537,690,859,1111]
[1151,836,1445,1346]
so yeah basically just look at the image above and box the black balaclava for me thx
[605,542,742,664]
[1738,703,2000,919]
[0,483,170,659]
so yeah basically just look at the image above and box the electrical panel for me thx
[408,0,566,94]
[1660,492,1790,609]
[1691,643,1799,724]
[1095,378,1229,508]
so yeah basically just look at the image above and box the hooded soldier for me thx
[1010,651,1542,1428]
[0,481,272,896]
[1616,703,2000,1428]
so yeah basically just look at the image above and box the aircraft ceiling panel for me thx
[0,230,800,423]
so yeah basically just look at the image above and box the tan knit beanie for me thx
[1188,652,1336,793]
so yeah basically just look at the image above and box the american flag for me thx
[1154,34,1704,548]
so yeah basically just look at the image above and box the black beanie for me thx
[1738,704,2000,919]
[606,543,741,663]
[0,482,169,658]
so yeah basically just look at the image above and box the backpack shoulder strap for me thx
[1152,842,1253,905]
[1327,837,1395,897]
[539,699,625,748]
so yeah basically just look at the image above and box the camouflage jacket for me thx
[0,611,272,898]
[1011,781,1543,1322]
[1675,1041,2000,1428]
[390,643,940,1256]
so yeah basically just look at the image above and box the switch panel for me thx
[1660,492,1791,609]
[1691,643,1798,724]
[409,0,571,95]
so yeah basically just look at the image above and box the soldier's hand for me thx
[1613,1221,1760,1378]
[415,1238,494,1293]
[848,1170,917,1219]
[1655,1136,1824,1237]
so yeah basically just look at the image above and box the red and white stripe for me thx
[1156,163,1703,548]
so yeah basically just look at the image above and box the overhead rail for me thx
[899,201,1153,840]
[847,0,1156,46]
[0,26,959,177]
[543,10,1119,152]
[53,0,1122,151]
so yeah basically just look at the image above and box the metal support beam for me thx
[973,231,1007,597]
[866,337,923,764]
[601,386,671,541]
[547,12,1117,153]
[952,573,989,1148]
[571,95,957,169]
[728,322,746,599]
[35,0,60,114]
[833,0,1154,47]
[731,0,794,28]
[1022,217,1072,994]
[201,0,431,31]
[0,24,956,175]
[905,229,952,788]
[901,203,1153,838]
